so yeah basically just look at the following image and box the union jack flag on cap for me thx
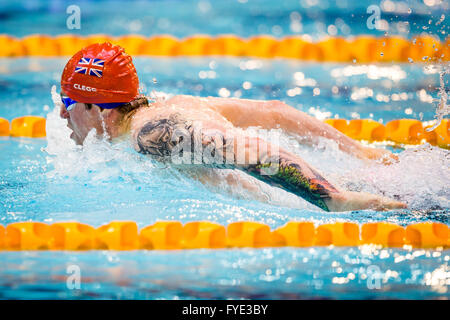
[75,57,104,78]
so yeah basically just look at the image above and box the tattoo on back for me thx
[136,113,235,166]
[136,114,193,159]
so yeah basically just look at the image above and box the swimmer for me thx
[59,43,406,212]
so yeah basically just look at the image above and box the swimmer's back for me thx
[130,95,235,151]
[131,96,233,134]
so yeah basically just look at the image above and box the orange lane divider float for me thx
[361,222,406,247]
[0,116,46,138]
[324,118,449,148]
[0,117,10,136]
[1,116,448,147]
[315,222,361,246]
[10,116,46,138]
[0,221,448,251]
[0,34,448,62]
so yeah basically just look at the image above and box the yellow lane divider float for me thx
[1,116,448,148]
[324,118,449,148]
[0,117,10,136]
[0,34,448,62]
[0,221,448,251]
[0,116,47,137]
[10,116,46,138]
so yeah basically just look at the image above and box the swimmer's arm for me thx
[204,97,393,161]
[239,137,341,211]
[241,145,405,211]
[133,118,406,211]
[187,169,271,203]
[132,118,337,210]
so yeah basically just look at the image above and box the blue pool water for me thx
[0,248,448,299]
[0,56,449,299]
[0,0,449,300]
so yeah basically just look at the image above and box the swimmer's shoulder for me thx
[131,114,193,157]
[130,104,193,155]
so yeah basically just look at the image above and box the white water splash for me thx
[337,144,450,210]
[45,90,159,183]
[427,64,449,131]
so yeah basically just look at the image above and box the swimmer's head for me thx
[60,42,146,145]
[61,42,139,104]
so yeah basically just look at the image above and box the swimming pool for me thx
[0,0,449,300]
[1,56,448,299]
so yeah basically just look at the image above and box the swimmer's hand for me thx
[326,191,407,212]
[361,146,399,165]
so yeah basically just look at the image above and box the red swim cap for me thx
[61,42,139,104]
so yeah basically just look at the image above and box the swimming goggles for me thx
[60,94,127,111]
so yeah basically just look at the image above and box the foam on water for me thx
[433,66,449,128]
[424,64,449,130]
[338,144,450,210]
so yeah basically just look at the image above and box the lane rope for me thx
[0,34,448,62]
[0,221,448,250]
[1,116,448,148]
